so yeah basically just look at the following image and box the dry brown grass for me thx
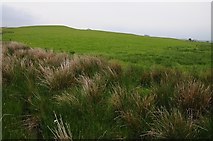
[2,41,212,139]
[22,115,40,133]
[2,55,19,83]
[110,85,155,113]
[38,60,75,90]
[175,79,212,117]
[39,56,106,90]
[106,62,122,79]
[149,108,199,139]
[48,113,72,140]
[55,91,80,108]
[2,41,121,91]
[27,48,70,66]
[110,86,126,110]
[69,55,107,76]
[79,73,106,103]
[118,110,141,130]
[38,55,109,91]
[6,41,29,51]
[3,41,70,67]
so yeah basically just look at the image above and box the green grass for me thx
[2,42,212,139]
[2,25,211,71]
[2,25,212,139]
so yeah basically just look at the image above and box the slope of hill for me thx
[2,26,212,139]
[2,25,211,70]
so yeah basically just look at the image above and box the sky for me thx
[1,1,212,41]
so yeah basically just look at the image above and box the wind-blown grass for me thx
[175,79,212,118]
[48,113,73,140]
[2,42,212,139]
[149,108,199,139]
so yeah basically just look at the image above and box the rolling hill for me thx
[2,25,211,70]
[2,26,212,139]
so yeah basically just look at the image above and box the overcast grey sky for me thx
[1,2,211,41]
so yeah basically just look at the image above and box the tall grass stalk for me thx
[48,113,72,140]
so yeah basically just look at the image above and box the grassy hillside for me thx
[2,25,212,139]
[2,26,211,71]
[2,42,212,139]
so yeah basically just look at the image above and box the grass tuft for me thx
[38,60,75,90]
[175,79,212,117]
[149,108,199,139]
[79,73,106,103]
[2,41,212,139]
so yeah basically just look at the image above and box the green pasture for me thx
[2,25,211,71]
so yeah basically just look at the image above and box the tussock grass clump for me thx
[38,56,110,90]
[150,78,176,109]
[27,49,70,66]
[3,41,120,91]
[4,41,70,66]
[55,91,80,107]
[2,42,20,83]
[2,41,212,139]
[141,68,183,87]
[2,56,16,83]
[110,86,126,110]
[152,82,176,110]
[6,41,29,54]
[149,68,191,109]
[2,55,35,85]
[109,86,152,112]
[79,73,106,103]
[54,90,87,115]
[110,86,156,137]
[54,73,107,110]
[149,108,199,139]
[38,60,76,90]
[69,55,107,77]
[107,62,122,79]
[175,79,212,117]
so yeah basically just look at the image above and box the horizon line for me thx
[1,24,211,42]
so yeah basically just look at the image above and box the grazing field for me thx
[1,26,212,139]
[2,26,211,71]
